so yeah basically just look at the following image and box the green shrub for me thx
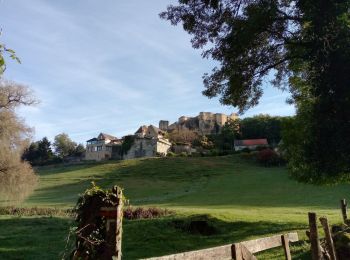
[179,152,188,157]
[240,152,257,161]
[241,147,251,153]
[166,152,176,157]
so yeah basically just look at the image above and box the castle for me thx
[159,112,238,135]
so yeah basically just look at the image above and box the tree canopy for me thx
[161,0,350,182]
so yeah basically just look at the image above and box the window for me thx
[97,146,102,151]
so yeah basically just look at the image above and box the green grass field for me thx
[1,155,349,259]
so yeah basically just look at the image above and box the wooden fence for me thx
[143,232,299,260]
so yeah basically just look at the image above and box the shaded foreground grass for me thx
[1,155,349,259]
[0,215,310,260]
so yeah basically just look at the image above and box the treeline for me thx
[168,114,289,151]
[211,114,289,151]
[22,133,85,166]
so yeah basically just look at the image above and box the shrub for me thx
[179,152,188,157]
[240,151,257,161]
[209,149,220,156]
[123,207,174,220]
[257,148,281,166]
[166,152,176,157]
[241,147,251,153]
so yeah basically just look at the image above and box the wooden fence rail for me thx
[143,232,299,260]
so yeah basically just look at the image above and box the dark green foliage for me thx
[161,0,350,182]
[22,137,59,166]
[121,135,135,155]
[240,115,288,146]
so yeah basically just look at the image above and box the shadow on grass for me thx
[0,214,310,260]
[0,216,73,260]
[123,214,309,259]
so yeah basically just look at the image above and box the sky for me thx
[0,0,295,144]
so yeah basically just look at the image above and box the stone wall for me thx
[160,112,238,136]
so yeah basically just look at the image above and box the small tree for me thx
[53,133,77,158]
[23,137,55,165]
[221,119,240,150]
[74,144,86,157]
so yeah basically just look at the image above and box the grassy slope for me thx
[1,155,349,259]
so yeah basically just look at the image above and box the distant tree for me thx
[74,144,86,157]
[23,137,54,165]
[0,79,38,202]
[53,133,77,158]
[240,115,287,146]
[218,119,240,150]
[37,137,53,161]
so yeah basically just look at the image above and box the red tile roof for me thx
[234,139,268,146]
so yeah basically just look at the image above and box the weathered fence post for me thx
[232,243,243,260]
[99,187,123,260]
[319,216,337,260]
[340,199,347,223]
[281,234,292,260]
[309,212,322,260]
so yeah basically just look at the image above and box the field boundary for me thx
[143,232,298,260]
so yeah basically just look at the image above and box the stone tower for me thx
[159,120,169,131]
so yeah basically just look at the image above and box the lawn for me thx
[1,155,349,259]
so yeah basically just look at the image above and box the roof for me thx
[234,139,268,146]
[86,137,98,142]
[135,125,148,134]
[148,125,164,134]
[99,133,118,140]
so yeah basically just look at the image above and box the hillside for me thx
[1,155,350,259]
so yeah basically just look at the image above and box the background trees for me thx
[161,0,350,182]
[53,133,77,158]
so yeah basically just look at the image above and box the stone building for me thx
[160,112,238,135]
[123,125,171,159]
[85,133,122,161]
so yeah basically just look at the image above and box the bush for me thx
[179,152,188,157]
[209,149,220,156]
[240,151,257,161]
[123,207,174,220]
[257,148,282,166]
[166,152,176,157]
[241,147,251,153]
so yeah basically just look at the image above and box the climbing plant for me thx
[66,183,126,260]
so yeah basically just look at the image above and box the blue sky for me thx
[0,0,295,144]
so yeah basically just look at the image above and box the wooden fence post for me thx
[319,217,337,260]
[340,199,347,223]
[232,243,243,260]
[309,212,322,260]
[99,187,123,260]
[281,234,292,260]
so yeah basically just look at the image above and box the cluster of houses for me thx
[85,125,172,161]
[85,123,269,162]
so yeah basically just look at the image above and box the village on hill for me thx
[85,111,268,161]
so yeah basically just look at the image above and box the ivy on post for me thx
[70,183,125,260]
[99,186,123,260]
